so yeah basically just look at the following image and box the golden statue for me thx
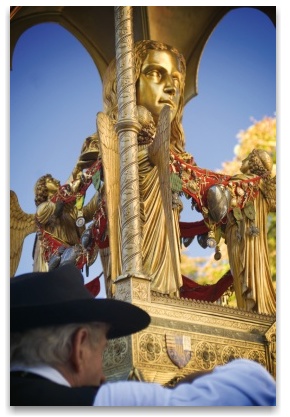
[11,37,276,314]
[168,146,276,314]
[225,149,276,314]
[72,40,275,310]
[33,172,99,271]
[10,156,102,277]
[77,40,188,297]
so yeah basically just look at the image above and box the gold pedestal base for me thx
[103,279,276,384]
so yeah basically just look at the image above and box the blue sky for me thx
[9,7,277,297]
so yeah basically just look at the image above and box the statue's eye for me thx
[146,70,162,81]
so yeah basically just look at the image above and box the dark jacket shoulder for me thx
[10,372,99,406]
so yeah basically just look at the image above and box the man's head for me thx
[11,322,109,387]
[10,265,151,386]
[103,40,186,152]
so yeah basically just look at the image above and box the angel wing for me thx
[261,175,276,212]
[97,112,121,286]
[148,105,180,283]
[10,190,37,277]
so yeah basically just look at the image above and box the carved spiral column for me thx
[114,6,142,277]
[110,13,151,377]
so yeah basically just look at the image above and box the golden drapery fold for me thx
[139,147,183,296]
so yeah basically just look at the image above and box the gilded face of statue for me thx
[45,177,60,193]
[240,156,250,174]
[136,49,183,124]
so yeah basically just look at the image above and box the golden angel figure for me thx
[10,162,101,277]
[225,149,276,314]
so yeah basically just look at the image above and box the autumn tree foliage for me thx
[221,116,276,175]
[180,115,276,305]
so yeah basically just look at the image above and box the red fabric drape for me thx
[180,270,233,302]
[84,270,233,301]
[179,220,209,238]
[85,275,101,297]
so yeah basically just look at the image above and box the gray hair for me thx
[10,322,109,367]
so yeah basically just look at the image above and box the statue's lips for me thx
[159,100,175,109]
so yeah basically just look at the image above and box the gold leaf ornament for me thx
[243,201,256,221]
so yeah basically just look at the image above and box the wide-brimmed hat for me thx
[10,264,150,339]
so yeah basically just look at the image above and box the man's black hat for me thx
[10,264,150,339]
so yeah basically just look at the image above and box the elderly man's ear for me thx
[56,327,92,387]
[70,327,91,372]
